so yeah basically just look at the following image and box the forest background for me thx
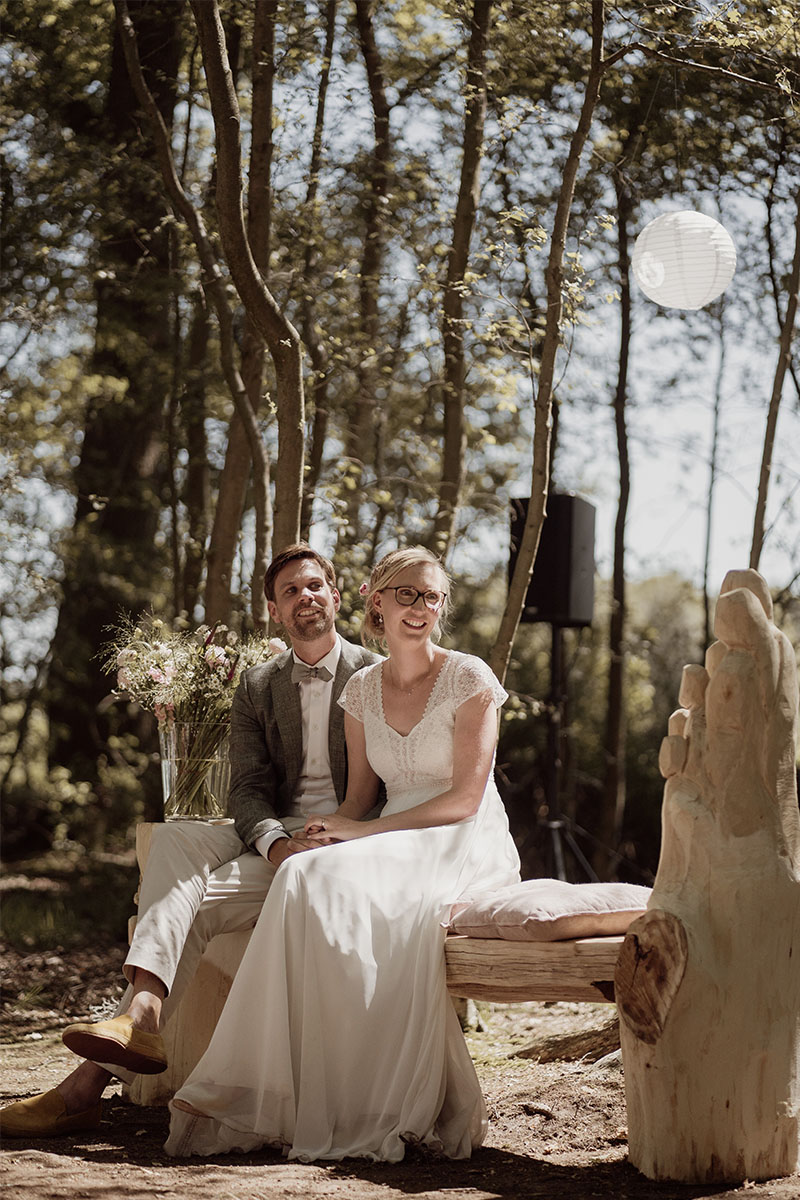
[1,0,799,888]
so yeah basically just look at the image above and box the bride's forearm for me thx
[337,794,376,820]
[367,785,484,834]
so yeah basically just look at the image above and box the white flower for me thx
[105,615,275,727]
[269,637,288,654]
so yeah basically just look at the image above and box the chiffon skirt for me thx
[165,783,519,1162]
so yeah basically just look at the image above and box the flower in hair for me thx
[359,582,368,595]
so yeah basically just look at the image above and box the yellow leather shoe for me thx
[62,1013,168,1075]
[0,1089,102,1138]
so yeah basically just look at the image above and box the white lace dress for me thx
[165,651,520,1162]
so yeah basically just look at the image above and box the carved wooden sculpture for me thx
[616,569,800,1183]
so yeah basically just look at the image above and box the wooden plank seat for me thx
[444,933,620,1005]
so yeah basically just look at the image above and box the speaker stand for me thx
[543,623,599,883]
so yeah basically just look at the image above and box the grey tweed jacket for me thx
[229,637,382,847]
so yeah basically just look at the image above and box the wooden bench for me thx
[121,572,800,1185]
[124,824,620,1105]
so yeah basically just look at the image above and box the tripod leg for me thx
[563,828,600,882]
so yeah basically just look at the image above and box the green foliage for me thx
[1,702,99,856]
[1,700,160,859]
[1,0,798,859]
[0,850,139,951]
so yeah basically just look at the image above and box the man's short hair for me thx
[263,543,337,602]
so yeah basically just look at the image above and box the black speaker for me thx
[509,493,595,627]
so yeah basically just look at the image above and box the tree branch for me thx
[604,40,789,95]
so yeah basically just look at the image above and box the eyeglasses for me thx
[381,586,447,612]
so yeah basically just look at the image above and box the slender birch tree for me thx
[433,0,493,560]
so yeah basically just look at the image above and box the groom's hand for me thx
[267,834,333,867]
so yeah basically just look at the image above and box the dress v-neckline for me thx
[379,652,450,738]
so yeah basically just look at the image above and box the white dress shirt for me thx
[254,637,342,861]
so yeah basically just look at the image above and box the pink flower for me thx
[359,582,368,595]
[269,637,288,654]
[149,657,176,684]
[204,645,228,671]
[155,702,175,726]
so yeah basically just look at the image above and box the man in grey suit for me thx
[0,544,380,1138]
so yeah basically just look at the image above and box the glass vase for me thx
[158,721,231,820]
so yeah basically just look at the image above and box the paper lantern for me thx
[632,211,736,310]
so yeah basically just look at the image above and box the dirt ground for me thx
[1,944,798,1200]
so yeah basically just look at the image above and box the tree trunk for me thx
[299,0,338,540]
[242,0,277,628]
[205,0,274,629]
[164,225,185,617]
[433,0,492,559]
[702,302,727,649]
[189,0,304,554]
[764,121,800,404]
[337,0,392,550]
[46,0,183,778]
[596,172,632,877]
[181,292,212,618]
[750,188,800,569]
[616,569,800,1182]
[201,18,249,628]
[205,419,250,626]
[488,0,605,685]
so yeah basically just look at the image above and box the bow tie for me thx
[291,662,333,685]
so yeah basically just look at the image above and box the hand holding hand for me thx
[304,812,369,841]
[267,834,331,867]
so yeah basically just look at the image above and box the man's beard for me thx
[283,607,334,642]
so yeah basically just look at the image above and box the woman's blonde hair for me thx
[361,546,451,647]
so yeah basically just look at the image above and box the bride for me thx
[165,546,520,1162]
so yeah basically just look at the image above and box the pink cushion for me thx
[447,879,651,942]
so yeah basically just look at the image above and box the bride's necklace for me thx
[389,661,435,696]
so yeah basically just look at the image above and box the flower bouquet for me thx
[104,616,286,820]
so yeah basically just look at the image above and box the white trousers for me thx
[105,819,303,1084]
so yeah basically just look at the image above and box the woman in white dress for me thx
[165,547,520,1162]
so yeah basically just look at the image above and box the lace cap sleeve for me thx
[338,666,368,721]
[451,653,507,710]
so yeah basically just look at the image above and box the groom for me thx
[0,544,381,1138]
